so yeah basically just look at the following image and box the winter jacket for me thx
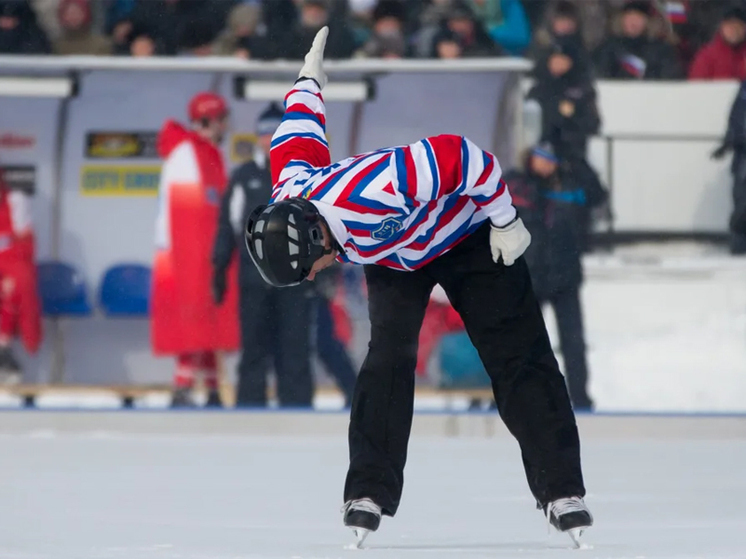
[503,166,585,299]
[482,0,530,55]
[127,0,226,55]
[689,33,746,81]
[275,23,357,60]
[0,0,51,54]
[528,50,600,160]
[593,35,683,80]
[213,150,275,288]
[151,121,239,355]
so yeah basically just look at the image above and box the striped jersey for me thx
[269,79,516,271]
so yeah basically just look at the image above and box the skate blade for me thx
[567,527,585,549]
[353,528,370,548]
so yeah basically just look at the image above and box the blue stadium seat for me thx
[438,332,490,389]
[99,264,151,317]
[36,261,92,316]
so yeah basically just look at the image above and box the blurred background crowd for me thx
[0,0,744,81]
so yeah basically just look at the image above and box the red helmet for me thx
[188,92,228,122]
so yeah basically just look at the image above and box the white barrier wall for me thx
[588,80,738,233]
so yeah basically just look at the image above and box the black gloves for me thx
[711,144,730,160]
[212,269,227,305]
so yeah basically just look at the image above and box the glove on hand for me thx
[490,217,531,266]
[212,270,227,305]
[298,26,329,89]
[711,144,729,160]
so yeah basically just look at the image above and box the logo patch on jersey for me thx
[372,217,403,241]
[301,186,312,199]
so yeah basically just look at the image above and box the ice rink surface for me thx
[1,420,745,559]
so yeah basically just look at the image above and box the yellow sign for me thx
[80,165,161,197]
[230,133,258,164]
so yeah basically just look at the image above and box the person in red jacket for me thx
[689,6,746,80]
[151,92,239,407]
[0,171,41,384]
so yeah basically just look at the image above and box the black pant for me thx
[315,296,357,406]
[344,224,585,516]
[235,284,313,407]
[545,288,593,410]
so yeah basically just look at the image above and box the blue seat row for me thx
[36,262,151,318]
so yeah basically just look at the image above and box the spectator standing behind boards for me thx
[712,81,746,254]
[0,0,51,53]
[528,36,600,162]
[212,103,315,408]
[689,6,746,81]
[503,144,593,411]
[0,169,41,385]
[311,265,358,408]
[151,92,239,408]
[276,0,357,60]
[357,0,408,59]
[55,0,111,55]
[593,0,682,80]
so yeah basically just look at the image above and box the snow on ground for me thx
[0,425,744,559]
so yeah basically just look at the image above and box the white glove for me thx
[490,217,531,266]
[298,26,329,89]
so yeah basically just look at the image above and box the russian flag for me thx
[666,1,687,24]
[620,53,647,78]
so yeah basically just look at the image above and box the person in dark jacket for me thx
[593,1,682,80]
[528,35,600,162]
[212,103,314,407]
[712,80,746,254]
[274,0,357,60]
[312,265,358,407]
[504,144,593,410]
[0,0,51,54]
[125,0,226,56]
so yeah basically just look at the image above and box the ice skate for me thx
[342,498,381,548]
[170,387,196,408]
[545,496,593,548]
[204,390,223,409]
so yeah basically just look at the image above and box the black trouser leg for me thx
[236,286,272,407]
[344,265,435,516]
[431,226,585,507]
[550,288,593,410]
[316,296,357,405]
[274,286,314,407]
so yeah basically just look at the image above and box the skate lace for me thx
[341,498,382,517]
[545,497,586,533]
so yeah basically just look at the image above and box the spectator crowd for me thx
[0,0,744,81]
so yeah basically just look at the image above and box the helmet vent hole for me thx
[287,225,299,241]
[288,214,296,225]
[255,220,265,234]
[288,241,299,256]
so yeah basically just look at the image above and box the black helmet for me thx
[245,198,331,287]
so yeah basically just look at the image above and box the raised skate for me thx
[342,498,381,548]
[545,497,593,548]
